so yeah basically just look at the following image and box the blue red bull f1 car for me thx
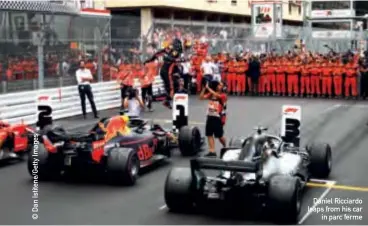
[27,115,203,185]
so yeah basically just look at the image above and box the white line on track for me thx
[298,180,337,225]
[264,104,341,133]
[301,104,342,123]
[159,205,167,210]
[309,178,336,184]
[339,104,368,109]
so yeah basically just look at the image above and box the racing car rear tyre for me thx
[178,126,201,156]
[27,144,61,180]
[106,148,139,185]
[228,137,246,148]
[164,167,194,212]
[307,143,332,178]
[268,175,301,223]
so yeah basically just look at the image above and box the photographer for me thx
[123,88,145,117]
[199,80,227,157]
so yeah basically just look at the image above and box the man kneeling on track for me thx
[123,88,145,118]
[199,81,227,157]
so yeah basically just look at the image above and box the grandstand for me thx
[106,0,304,55]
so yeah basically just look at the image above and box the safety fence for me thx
[0,77,165,125]
[150,20,303,54]
[0,8,112,93]
[2,8,367,94]
[150,20,368,54]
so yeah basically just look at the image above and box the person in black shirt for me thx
[144,38,186,109]
[359,52,368,99]
[248,55,261,95]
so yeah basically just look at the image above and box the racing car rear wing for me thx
[190,157,258,173]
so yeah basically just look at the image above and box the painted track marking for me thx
[298,181,336,225]
[152,119,204,125]
[309,178,335,184]
[307,182,368,192]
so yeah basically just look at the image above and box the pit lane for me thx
[0,97,367,224]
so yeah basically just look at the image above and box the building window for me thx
[298,6,301,15]
[289,3,292,14]
[231,0,237,6]
[154,8,172,19]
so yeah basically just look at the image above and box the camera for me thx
[209,80,219,90]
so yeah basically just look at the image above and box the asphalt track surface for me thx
[0,96,368,224]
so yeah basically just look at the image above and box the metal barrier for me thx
[0,77,164,125]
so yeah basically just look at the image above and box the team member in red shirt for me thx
[333,59,344,97]
[117,67,134,109]
[276,57,286,96]
[309,59,321,97]
[199,81,227,157]
[140,61,157,112]
[321,60,333,98]
[287,58,299,96]
[267,58,277,95]
[300,61,311,97]
[345,59,358,98]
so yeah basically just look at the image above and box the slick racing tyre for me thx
[268,175,301,224]
[307,143,332,178]
[164,167,194,212]
[27,144,62,180]
[106,148,139,185]
[178,126,201,156]
[228,137,247,148]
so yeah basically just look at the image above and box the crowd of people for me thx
[192,49,367,99]
[112,40,368,104]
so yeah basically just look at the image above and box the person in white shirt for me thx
[75,60,98,119]
[201,56,216,90]
[181,60,191,91]
[123,88,145,118]
[211,60,221,82]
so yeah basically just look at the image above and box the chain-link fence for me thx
[150,19,367,55]
[150,20,303,54]
[2,7,367,94]
[0,9,111,94]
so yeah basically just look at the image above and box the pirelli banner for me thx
[251,1,283,39]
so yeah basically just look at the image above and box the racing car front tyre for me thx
[268,175,301,223]
[106,148,139,185]
[178,126,201,156]
[164,167,194,212]
[307,143,332,178]
[27,144,61,180]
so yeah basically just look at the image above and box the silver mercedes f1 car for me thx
[164,125,332,223]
